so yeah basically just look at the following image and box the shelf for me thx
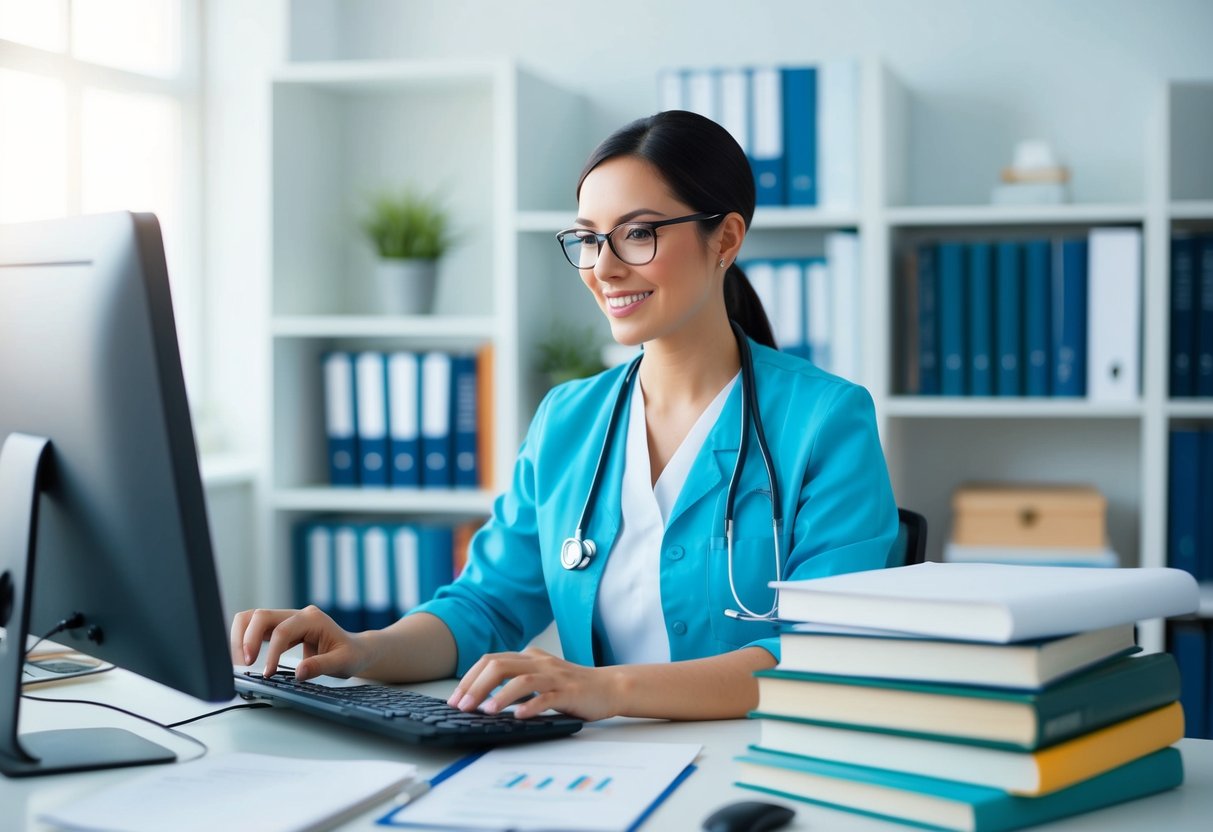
[1166,400,1213,420]
[884,203,1146,227]
[1169,200,1213,220]
[273,59,504,91]
[200,453,260,488]
[516,211,573,233]
[272,315,497,343]
[272,487,496,515]
[885,398,1144,419]
[515,206,862,233]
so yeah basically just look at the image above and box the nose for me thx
[592,236,625,283]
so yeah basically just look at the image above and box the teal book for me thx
[735,746,1182,832]
[753,652,1179,750]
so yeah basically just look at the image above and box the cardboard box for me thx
[951,483,1107,548]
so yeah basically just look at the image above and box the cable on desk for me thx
[166,702,272,728]
[21,693,213,763]
[23,612,86,658]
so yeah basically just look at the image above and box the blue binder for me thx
[749,67,785,205]
[968,242,994,397]
[1171,234,1197,398]
[1198,235,1213,397]
[1202,429,1213,583]
[938,242,967,396]
[297,523,335,618]
[391,525,421,617]
[355,352,390,486]
[995,241,1023,396]
[1024,240,1052,396]
[417,525,456,603]
[917,243,940,395]
[322,352,359,486]
[1170,619,1209,739]
[1169,428,1201,578]
[782,66,817,206]
[420,351,453,487]
[451,354,480,489]
[387,351,421,487]
[332,525,365,632]
[1052,238,1089,397]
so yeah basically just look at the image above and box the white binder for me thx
[1086,228,1141,402]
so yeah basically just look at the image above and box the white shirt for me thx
[596,371,740,664]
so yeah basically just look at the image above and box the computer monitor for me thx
[0,212,234,777]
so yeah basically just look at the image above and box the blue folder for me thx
[782,66,817,206]
[1171,234,1197,398]
[938,242,967,396]
[1023,240,1052,396]
[1051,238,1088,397]
[968,242,994,396]
[917,243,940,395]
[995,241,1023,396]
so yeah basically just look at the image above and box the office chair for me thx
[888,508,928,568]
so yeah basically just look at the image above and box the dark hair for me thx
[576,110,777,349]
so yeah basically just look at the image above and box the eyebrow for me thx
[572,208,668,228]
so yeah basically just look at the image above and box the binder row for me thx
[902,229,1142,399]
[295,520,478,632]
[741,231,860,381]
[1169,233,1213,398]
[1168,427,1213,582]
[657,61,859,209]
[323,350,484,489]
[1167,617,1213,740]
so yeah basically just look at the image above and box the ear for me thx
[714,212,747,267]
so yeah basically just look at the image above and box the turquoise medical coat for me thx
[412,340,898,674]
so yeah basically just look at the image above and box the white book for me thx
[718,68,750,154]
[656,67,684,112]
[1086,227,1141,402]
[774,260,805,355]
[806,259,832,371]
[826,231,861,381]
[818,59,860,210]
[944,542,1120,568]
[685,68,717,121]
[745,260,778,333]
[393,525,421,613]
[770,561,1199,642]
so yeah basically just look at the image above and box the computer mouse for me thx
[702,799,796,832]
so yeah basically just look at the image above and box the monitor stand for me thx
[0,432,176,778]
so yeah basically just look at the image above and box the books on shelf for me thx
[294,519,482,630]
[770,562,1199,643]
[735,746,1183,832]
[754,652,1176,750]
[323,348,488,490]
[943,542,1120,568]
[1167,426,1213,582]
[1168,616,1212,740]
[903,229,1141,400]
[741,231,860,379]
[1170,232,1213,398]
[655,60,859,210]
[775,622,1138,689]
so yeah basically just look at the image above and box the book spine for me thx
[1024,239,1052,396]
[995,241,1023,396]
[918,243,940,395]
[969,242,994,396]
[1051,238,1088,397]
[1171,234,1196,397]
[938,241,967,396]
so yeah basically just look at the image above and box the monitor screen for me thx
[0,212,234,777]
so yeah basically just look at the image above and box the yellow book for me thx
[754,701,1183,796]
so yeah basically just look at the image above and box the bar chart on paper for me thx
[379,740,701,831]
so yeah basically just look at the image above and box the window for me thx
[0,0,203,400]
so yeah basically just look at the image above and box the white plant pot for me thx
[374,258,438,315]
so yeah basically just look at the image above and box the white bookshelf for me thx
[263,50,1213,650]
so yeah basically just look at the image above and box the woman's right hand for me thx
[230,606,373,682]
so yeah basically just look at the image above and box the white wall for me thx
[202,0,1213,463]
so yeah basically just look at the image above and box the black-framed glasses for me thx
[555,212,722,269]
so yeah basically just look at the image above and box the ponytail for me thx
[724,264,777,349]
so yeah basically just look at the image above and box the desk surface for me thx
[7,668,1213,832]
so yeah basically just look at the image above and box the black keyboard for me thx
[234,670,583,748]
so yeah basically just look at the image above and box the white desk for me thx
[6,668,1213,831]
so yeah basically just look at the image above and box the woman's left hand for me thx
[447,647,623,721]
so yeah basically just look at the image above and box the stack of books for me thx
[736,562,1200,831]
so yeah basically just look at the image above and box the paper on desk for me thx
[380,739,700,831]
[40,752,418,832]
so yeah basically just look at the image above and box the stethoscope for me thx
[559,321,785,622]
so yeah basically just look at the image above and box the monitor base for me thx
[0,727,176,778]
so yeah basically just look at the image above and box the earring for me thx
[719,258,726,268]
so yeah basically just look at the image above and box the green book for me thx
[752,652,1179,750]
[735,746,1183,832]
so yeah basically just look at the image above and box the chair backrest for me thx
[887,507,928,568]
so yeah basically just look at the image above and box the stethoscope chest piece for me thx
[561,536,595,570]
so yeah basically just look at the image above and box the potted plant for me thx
[535,323,607,387]
[359,187,453,315]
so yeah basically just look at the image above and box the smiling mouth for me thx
[606,291,652,309]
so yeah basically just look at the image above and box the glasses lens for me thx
[610,223,657,266]
[561,231,599,269]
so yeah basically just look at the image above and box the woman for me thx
[232,111,898,722]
